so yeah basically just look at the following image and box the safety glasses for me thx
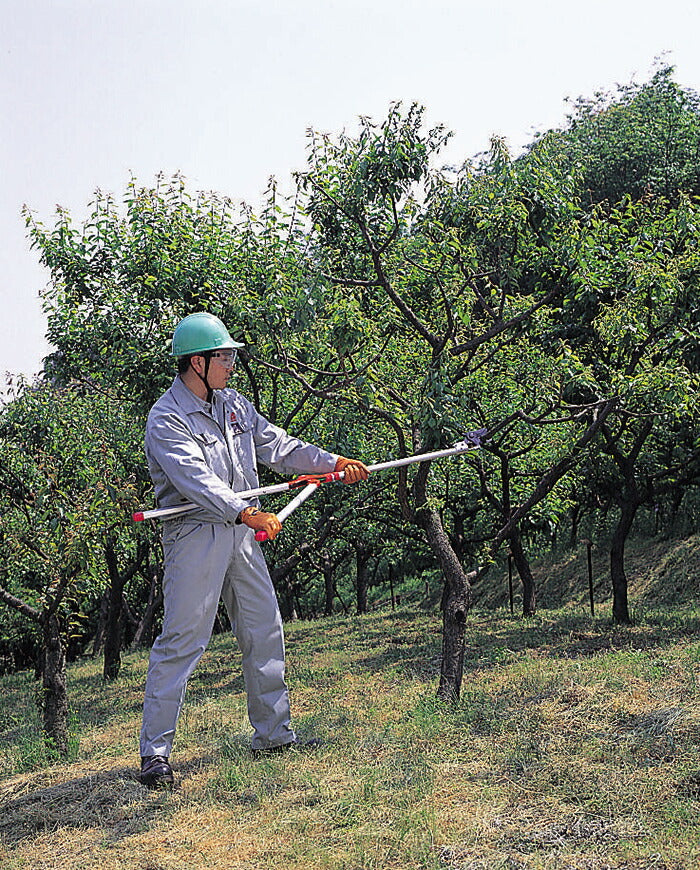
[210,350,237,368]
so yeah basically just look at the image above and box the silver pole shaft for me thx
[134,478,301,521]
[134,434,483,522]
[277,481,320,523]
[366,442,477,474]
[255,481,320,542]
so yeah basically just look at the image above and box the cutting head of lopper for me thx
[455,428,489,449]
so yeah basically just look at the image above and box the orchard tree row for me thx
[2,65,700,752]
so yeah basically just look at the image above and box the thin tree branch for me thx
[449,285,564,355]
[0,584,41,623]
[488,397,619,553]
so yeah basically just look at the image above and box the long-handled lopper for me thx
[133,428,487,540]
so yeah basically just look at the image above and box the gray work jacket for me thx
[145,376,338,524]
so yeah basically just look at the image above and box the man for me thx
[139,312,368,788]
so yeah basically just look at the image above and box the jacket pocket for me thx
[162,519,206,549]
[192,431,219,450]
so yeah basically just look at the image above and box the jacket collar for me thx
[169,375,212,417]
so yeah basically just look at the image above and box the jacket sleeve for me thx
[244,397,338,476]
[146,410,249,522]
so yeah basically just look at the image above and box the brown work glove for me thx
[238,507,282,541]
[334,456,370,485]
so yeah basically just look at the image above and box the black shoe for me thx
[252,737,325,758]
[140,754,174,788]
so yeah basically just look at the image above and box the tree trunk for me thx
[610,496,639,624]
[130,564,163,649]
[509,524,537,616]
[280,582,299,621]
[271,567,298,621]
[418,507,472,702]
[40,614,68,755]
[91,589,110,657]
[568,501,581,549]
[603,418,653,625]
[321,552,335,616]
[356,547,370,615]
[103,541,125,680]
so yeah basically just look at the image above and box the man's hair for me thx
[178,352,213,374]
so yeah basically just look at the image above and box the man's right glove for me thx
[238,507,282,541]
[334,456,370,485]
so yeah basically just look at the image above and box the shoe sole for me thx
[140,773,175,789]
[141,778,174,789]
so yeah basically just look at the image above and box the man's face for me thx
[192,350,236,390]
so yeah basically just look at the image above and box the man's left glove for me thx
[334,456,370,485]
[238,507,282,541]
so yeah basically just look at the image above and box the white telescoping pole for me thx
[365,436,484,476]
[254,435,485,543]
[254,481,320,542]
[132,478,314,522]
[132,429,487,524]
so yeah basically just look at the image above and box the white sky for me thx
[2,0,700,384]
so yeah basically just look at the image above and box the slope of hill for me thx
[1,535,699,869]
[473,534,700,614]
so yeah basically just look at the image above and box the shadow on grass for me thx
[67,644,247,729]
[285,608,431,652]
[341,610,700,681]
[0,754,215,847]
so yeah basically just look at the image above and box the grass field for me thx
[1,541,700,869]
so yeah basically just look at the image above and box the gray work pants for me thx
[139,520,295,756]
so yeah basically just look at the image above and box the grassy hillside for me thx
[474,534,700,613]
[1,537,700,869]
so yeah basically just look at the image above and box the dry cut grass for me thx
[1,603,700,869]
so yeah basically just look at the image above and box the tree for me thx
[574,195,700,621]
[0,384,144,750]
[532,62,700,209]
[25,175,266,413]
[15,70,700,704]
[287,104,615,697]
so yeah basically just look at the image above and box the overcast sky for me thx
[3,0,700,386]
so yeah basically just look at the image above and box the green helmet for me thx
[171,312,244,357]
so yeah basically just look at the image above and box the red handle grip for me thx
[255,530,268,542]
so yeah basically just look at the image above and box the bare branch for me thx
[376,195,401,255]
[449,285,564,356]
[19,535,51,563]
[488,397,618,553]
[0,583,41,623]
